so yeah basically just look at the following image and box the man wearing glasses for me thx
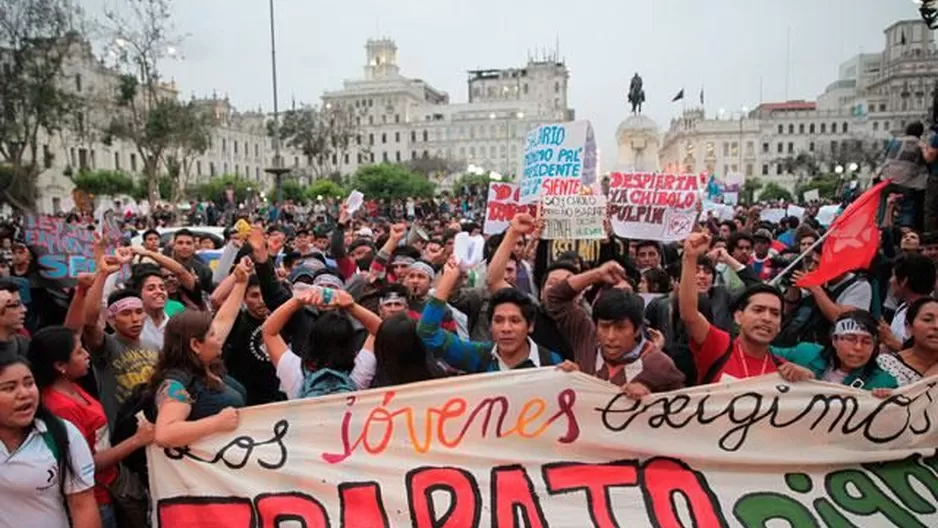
[0,282,28,356]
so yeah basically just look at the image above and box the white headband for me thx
[408,261,435,280]
[833,318,872,338]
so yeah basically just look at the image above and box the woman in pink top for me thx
[28,326,155,528]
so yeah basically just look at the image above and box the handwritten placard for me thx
[542,192,606,240]
[483,182,537,235]
[608,172,701,241]
[22,215,122,279]
[148,371,938,527]
[519,121,597,203]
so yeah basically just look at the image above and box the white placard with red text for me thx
[483,182,537,235]
[607,172,702,241]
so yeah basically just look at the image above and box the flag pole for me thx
[768,228,834,287]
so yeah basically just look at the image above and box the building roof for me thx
[753,101,817,112]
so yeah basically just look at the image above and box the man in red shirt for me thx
[679,232,785,384]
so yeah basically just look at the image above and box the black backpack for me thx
[773,274,865,348]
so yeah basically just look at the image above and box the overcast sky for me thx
[88,0,918,171]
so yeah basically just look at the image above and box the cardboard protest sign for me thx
[816,204,841,226]
[787,204,806,221]
[483,183,537,235]
[607,172,701,241]
[541,191,606,240]
[803,189,820,202]
[22,215,121,279]
[759,208,786,224]
[149,370,938,527]
[519,121,597,203]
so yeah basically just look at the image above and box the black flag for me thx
[699,87,705,105]
[672,89,684,102]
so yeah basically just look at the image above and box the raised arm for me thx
[209,272,238,311]
[487,213,535,293]
[334,289,382,336]
[679,232,713,346]
[131,246,197,291]
[211,257,252,343]
[261,289,316,367]
[82,253,123,350]
[64,274,94,332]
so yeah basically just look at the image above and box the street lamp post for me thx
[264,0,290,205]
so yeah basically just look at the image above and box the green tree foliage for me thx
[453,173,493,196]
[0,0,85,209]
[757,182,793,203]
[305,179,346,201]
[165,101,212,203]
[269,103,363,179]
[276,179,307,204]
[741,178,763,205]
[71,170,135,197]
[795,174,842,202]
[194,174,253,205]
[347,164,435,199]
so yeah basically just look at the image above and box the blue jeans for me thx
[100,504,117,528]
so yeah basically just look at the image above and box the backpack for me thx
[700,338,784,385]
[773,274,865,348]
[298,368,357,399]
[479,343,555,372]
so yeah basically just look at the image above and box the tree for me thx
[795,174,842,202]
[270,102,364,179]
[757,181,793,203]
[195,174,253,205]
[305,179,346,201]
[453,173,493,196]
[71,169,135,197]
[348,164,435,199]
[100,0,185,210]
[405,156,460,181]
[276,179,307,204]
[165,100,212,204]
[0,0,85,209]
[741,178,763,205]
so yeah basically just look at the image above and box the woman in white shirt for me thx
[0,350,100,528]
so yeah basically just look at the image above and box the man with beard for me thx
[680,232,786,385]
[221,275,283,406]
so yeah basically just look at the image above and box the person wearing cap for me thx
[750,228,776,281]
[771,310,897,393]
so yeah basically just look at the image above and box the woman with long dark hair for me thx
[772,310,897,393]
[372,313,442,387]
[149,258,252,448]
[877,297,938,386]
[0,350,101,527]
[27,326,156,528]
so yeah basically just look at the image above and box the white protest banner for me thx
[483,182,537,235]
[803,189,820,202]
[816,204,841,226]
[759,208,786,224]
[607,172,700,241]
[148,371,938,527]
[542,192,607,240]
[787,204,806,221]
[702,200,734,222]
[519,120,597,203]
[723,192,739,206]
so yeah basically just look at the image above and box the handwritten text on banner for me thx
[608,172,701,241]
[148,370,938,527]
[520,121,597,203]
[483,182,537,235]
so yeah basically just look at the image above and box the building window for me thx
[788,124,794,134]
[209,162,215,176]
[381,133,387,144]
[370,152,375,162]
[762,142,769,153]
[411,131,417,142]
[423,130,428,142]
[809,142,815,152]
[255,144,259,157]
[762,164,769,175]
[382,152,388,162]
[884,121,890,131]
[830,141,838,153]
[777,124,783,134]
[357,153,363,163]
[820,123,826,134]
[799,124,805,134]
[395,114,400,123]
[344,154,349,164]
[554,81,559,93]
[831,123,837,134]
[196,161,201,176]
[234,142,238,155]
[395,151,401,162]
[113,152,120,171]
[809,123,815,134]
[872,122,879,131]
[777,143,783,153]
[368,115,374,125]
[730,142,738,157]
[411,151,417,160]
[723,143,729,156]
[746,142,753,156]
[787,142,793,154]
[842,122,848,133]
[705,142,715,157]
[235,164,239,175]
[222,139,227,152]
[422,150,429,159]
[256,167,260,180]
[469,146,476,157]
[394,132,400,142]
[776,164,782,175]
[523,84,528,94]
[382,115,387,124]
[745,164,753,176]
[130,153,137,172]
[369,134,374,145]
[356,135,362,145]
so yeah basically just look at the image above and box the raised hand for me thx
[114,247,134,265]
[510,212,536,235]
[76,273,96,291]
[682,232,711,260]
[234,257,254,283]
[390,223,407,242]
[596,260,626,285]
[250,226,268,262]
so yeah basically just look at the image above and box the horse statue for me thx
[628,72,645,114]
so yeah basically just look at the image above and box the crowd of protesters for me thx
[4,124,938,527]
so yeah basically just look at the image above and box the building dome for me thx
[616,114,659,139]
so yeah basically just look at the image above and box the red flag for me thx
[795,180,890,288]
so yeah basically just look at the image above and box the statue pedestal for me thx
[615,114,660,172]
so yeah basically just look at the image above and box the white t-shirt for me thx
[890,303,909,344]
[0,419,95,528]
[276,347,376,399]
